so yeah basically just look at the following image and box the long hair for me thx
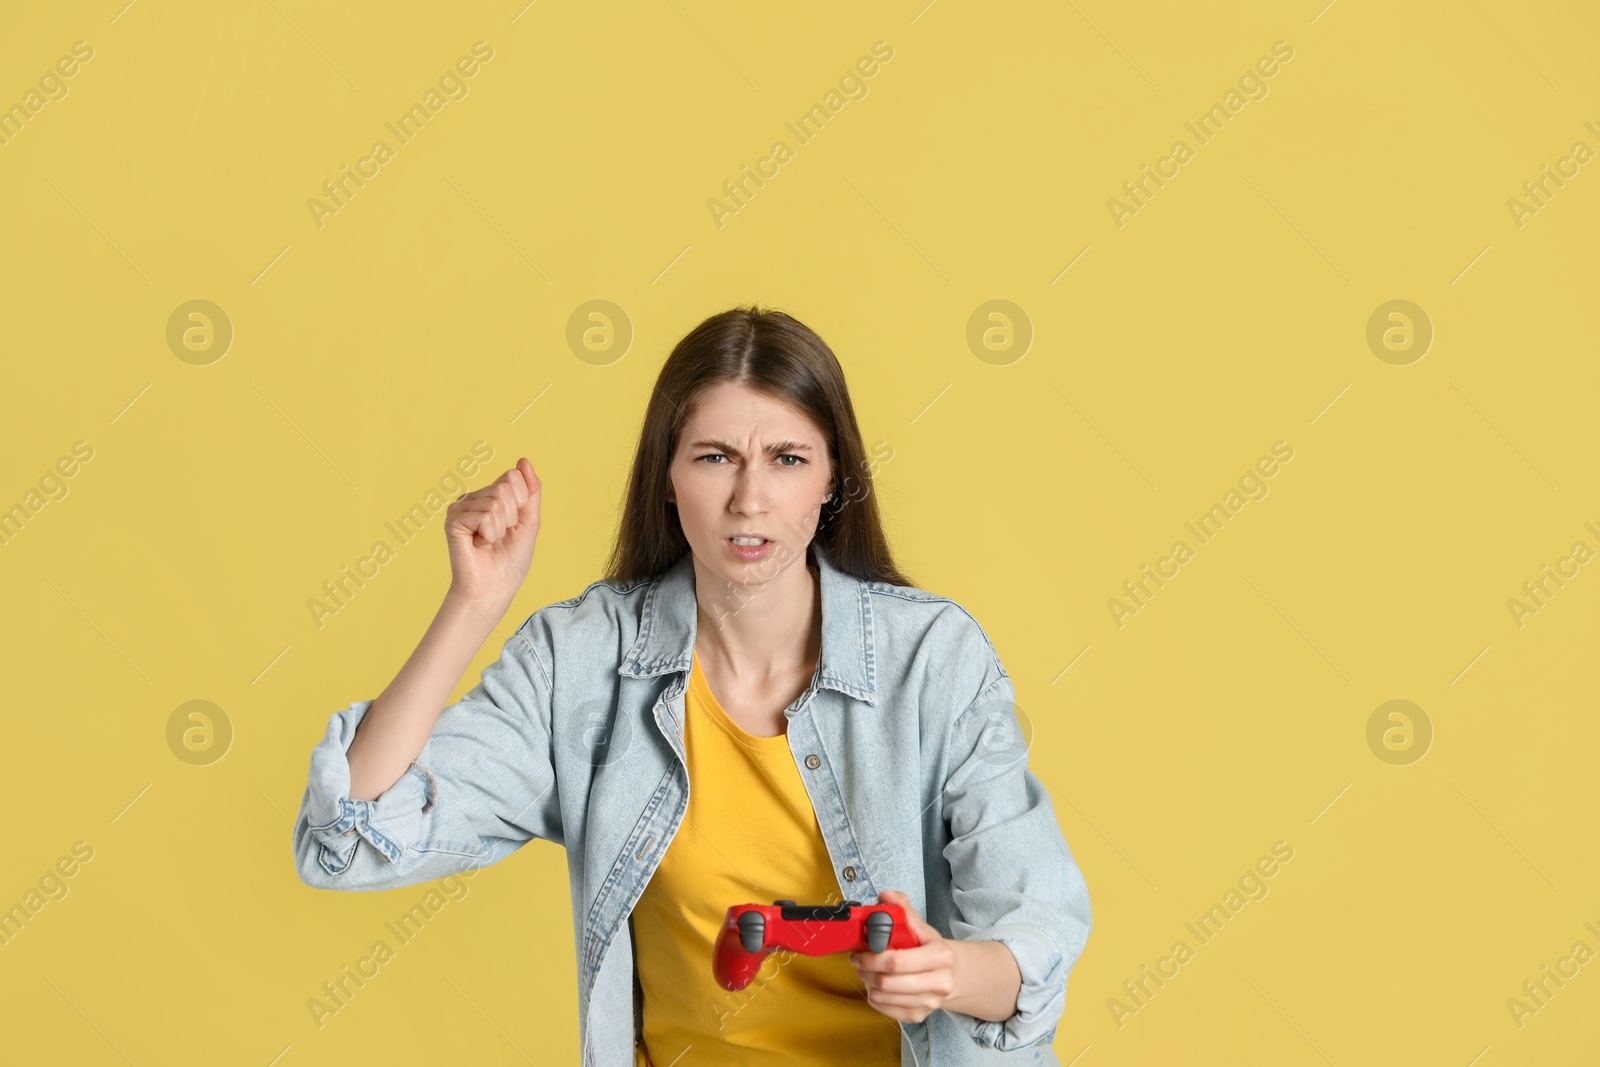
[601,306,913,588]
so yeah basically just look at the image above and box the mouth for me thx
[725,536,774,560]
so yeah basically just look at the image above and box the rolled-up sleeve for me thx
[292,613,563,892]
[939,673,1093,1050]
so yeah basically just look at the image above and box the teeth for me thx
[730,537,766,545]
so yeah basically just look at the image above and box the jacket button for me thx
[843,865,857,881]
[805,754,821,769]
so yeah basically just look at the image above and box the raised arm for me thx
[291,458,562,891]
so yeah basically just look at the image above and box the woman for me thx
[292,306,1092,1065]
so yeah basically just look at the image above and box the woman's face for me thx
[667,381,834,585]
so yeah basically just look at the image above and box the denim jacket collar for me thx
[615,542,879,706]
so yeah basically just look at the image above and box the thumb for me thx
[878,890,940,943]
[511,458,542,526]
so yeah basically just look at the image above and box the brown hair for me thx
[601,305,913,588]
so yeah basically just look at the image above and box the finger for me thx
[866,987,944,1012]
[453,491,496,519]
[461,471,520,520]
[851,942,946,974]
[475,511,504,543]
[498,466,528,508]
[492,482,518,530]
[877,890,938,942]
[515,458,541,517]
[449,498,502,526]
[865,972,927,997]
[864,971,948,999]
[861,975,943,1018]
[450,501,505,543]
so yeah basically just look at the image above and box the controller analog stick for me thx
[865,910,893,953]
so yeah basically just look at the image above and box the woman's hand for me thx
[849,890,1022,1024]
[849,890,956,1023]
[444,457,541,619]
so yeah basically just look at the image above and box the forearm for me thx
[345,587,511,800]
[945,939,1022,1022]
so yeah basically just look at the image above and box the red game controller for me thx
[712,899,922,991]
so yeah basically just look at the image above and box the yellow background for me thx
[2,0,1597,1063]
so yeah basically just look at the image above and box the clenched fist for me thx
[444,457,541,617]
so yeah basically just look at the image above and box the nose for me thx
[728,464,770,515]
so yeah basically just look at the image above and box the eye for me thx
[695,453,807,466]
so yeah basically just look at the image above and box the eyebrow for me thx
[687,439,813,456]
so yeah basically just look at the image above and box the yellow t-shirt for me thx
[631,651,904,1067]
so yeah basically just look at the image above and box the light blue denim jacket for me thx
[292,543,1092,1065]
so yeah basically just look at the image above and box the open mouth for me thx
[726,537,773,560]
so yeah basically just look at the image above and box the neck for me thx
[691,549,821,682]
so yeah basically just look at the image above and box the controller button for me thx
[804,754,821,769]
[866,910,894,952]
[774,900,796,906]
[738,910,765,953]
[843,865,857,881]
